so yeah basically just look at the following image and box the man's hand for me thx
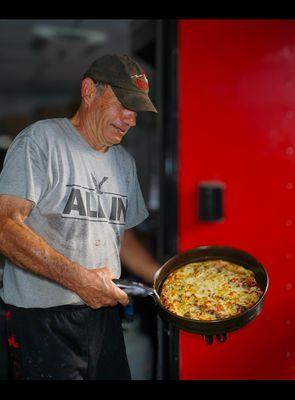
[76,267,129,309]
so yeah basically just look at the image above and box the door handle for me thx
[198,181,225,222]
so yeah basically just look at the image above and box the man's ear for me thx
[81,78,96,106]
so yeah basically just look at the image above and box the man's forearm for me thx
[120,229,160,284]
[0,217,85,293]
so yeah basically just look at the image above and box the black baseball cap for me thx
[83,54,158,113]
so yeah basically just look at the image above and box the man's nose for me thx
[123,109,137,127]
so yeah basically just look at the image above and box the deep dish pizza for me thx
[160,260,263,320]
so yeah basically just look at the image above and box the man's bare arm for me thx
[0,195,128,308]
[120,229,160,284]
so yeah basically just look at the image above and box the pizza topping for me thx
[160,260,263,321]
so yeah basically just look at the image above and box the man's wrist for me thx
[59,262,88,293]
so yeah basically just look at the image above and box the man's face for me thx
[91,86,137,147]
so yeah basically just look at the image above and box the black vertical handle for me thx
[203,335,214,345]
[198,181,225,222]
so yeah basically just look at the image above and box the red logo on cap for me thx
[131,74,149,91]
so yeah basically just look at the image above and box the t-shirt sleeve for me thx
[0,135,48,206]
[125,157,149,229]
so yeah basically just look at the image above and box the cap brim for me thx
[112,86,158,113]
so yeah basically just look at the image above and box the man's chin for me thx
[111,136,124,145]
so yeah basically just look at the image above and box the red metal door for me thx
[178,19,295,379]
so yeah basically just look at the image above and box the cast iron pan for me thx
[114,246,269,341]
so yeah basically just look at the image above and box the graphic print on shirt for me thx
[91,174,108,194]
[61,174,128,226]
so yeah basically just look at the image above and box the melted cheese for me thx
[160,259,263,321]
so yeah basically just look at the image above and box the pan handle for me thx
[113,279,155,298]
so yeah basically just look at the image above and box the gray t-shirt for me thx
[0,118,148,308]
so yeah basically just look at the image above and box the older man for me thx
[0,54,158,380]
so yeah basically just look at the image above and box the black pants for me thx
[0,299,9,380]
[3,301,131,380]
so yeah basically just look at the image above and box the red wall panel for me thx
[178,19,295,379]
